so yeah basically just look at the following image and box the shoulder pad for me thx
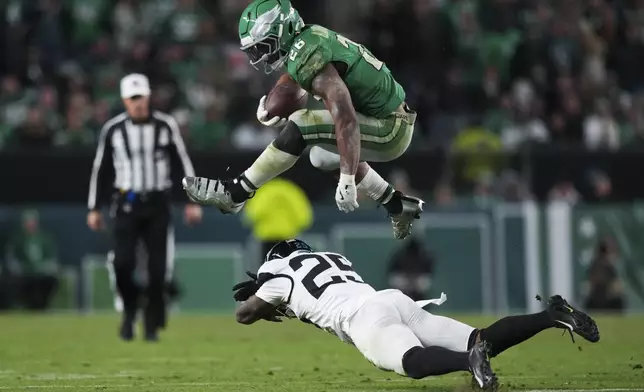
[257,257,289,276]
[287,29,332,90]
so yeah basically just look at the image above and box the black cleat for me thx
[547,295,600,343]
[119,319,134,342]
[389,192,425,240]
[468,341,497,390]
[144,330,159,342]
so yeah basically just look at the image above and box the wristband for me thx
[339,173,356,186]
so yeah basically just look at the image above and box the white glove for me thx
[335,174,359,213]
[256,95,288,127]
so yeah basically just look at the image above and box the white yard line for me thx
[0,373,641,391]
[1,382,642,391]
[525,390,644,392]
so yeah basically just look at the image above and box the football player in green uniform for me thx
[183,0,423,239]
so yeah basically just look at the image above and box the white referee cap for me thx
[120,73,151,99]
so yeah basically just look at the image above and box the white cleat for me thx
[390,193,425,240]
[182,176,245,214]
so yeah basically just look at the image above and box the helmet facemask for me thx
[240,4,301,74]
[242,34,286,74]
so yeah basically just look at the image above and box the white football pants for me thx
[345,289,475,376]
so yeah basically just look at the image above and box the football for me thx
[265,74,309,119]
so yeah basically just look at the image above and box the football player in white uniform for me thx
[233,240,600,389]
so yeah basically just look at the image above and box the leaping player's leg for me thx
[309,156,413,230]
[183,106,422,228]
[303,108,423,239]
[310,151,400,212]
[183,120,306,213]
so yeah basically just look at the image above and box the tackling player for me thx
[183,0,423,239]
[232,239,600,389]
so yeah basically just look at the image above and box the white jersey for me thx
[254,251,377,342]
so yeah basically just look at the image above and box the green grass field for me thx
[0,314,642,391]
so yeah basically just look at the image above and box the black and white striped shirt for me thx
[88,111,195,210]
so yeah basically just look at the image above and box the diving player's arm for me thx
[236,296,277,325]
[310,64,360,176]
[236,272,292,325]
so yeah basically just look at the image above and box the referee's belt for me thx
[118,189,168,203]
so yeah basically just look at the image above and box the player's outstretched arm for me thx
[311,64,360,176]
[235,295,277,325]
[311,64,361,212]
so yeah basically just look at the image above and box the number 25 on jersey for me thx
[289,253,364,299]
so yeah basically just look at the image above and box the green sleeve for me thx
[288,42,333,91]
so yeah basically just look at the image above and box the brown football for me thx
[265,74,309,118]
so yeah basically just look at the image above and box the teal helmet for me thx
[238,0,304,74]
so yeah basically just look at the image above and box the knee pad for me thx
[273,120,306,156]
[309,146,341,171]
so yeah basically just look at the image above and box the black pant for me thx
[19,274,58,310]
[111,192,172,332]
[0,272,57,310]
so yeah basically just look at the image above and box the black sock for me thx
[479,310,556,357]
[381,188,403,214]
[402,346,470,379]
[228,174,255,204]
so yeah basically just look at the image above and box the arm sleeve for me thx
[165,115,195,179]
[87,124,114,210]
[290,43,333,91]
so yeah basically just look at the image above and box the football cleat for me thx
[469,341,497,390]
[182,177,245,214]
[547,295,600,343]
[389,192,425,240]
[119,317,134,342]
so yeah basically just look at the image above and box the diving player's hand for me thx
[335,174,359,213]
[232,271,260,302]
[262,309,283,323]
[256,95,288,127]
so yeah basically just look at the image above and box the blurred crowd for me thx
[1,0,643,155]
[0,0,286,151]
[360,0,644,153]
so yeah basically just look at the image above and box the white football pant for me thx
[345,289,475,376]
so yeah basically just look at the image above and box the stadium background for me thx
[1,0,644,316]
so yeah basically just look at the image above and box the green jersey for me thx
[286,25,405,119]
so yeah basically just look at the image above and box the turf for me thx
[0,314,642,391]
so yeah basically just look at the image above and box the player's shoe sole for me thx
[182,177,245,214]
[390,193,425,240]
[469,341,497,390]
[547,295,600,343]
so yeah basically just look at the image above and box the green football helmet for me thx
[238,0,304,74]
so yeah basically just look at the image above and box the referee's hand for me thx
[184,204,203,226]
[87,210,103,231]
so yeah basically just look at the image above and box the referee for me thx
[87,73,202,342]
